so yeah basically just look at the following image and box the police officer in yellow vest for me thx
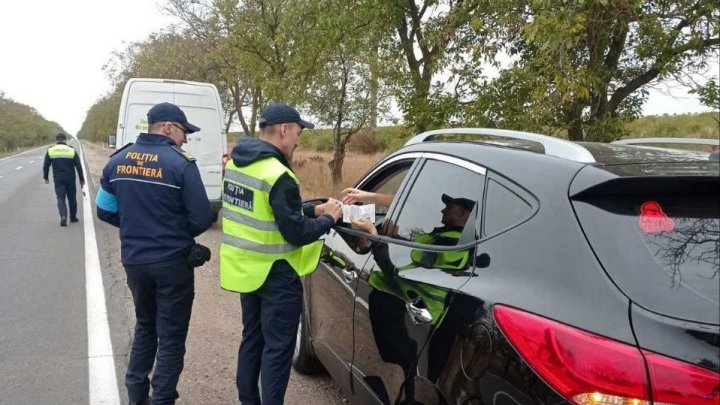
[220,103,343,405]
[43,132,85,226]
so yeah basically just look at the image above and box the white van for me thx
[115,78,228,213]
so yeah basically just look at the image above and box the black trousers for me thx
[53,180,77,219]
[236,265,303,405]
[124,260,195,405]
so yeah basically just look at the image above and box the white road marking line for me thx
[15,166,22,170]
[77,143,120,405]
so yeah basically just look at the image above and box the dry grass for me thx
[228,143,384,198]
[293,149,386,199]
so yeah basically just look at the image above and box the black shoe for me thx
[129,399,150,405]
[60,217,67,227]
[70,217,79,223]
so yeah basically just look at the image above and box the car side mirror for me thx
[107,134,116,149]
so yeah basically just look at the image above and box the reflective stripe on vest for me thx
[48,144,75,159]
[220,157,323,293]
[408,230,469,270]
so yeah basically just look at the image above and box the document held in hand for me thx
[342,204,376,223]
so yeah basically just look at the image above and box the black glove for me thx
[187,243,211,268]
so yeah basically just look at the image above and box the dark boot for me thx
[60,216,67,227]
[70,217,79,223]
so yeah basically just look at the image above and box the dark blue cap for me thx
[147,102,201,134]
[56,132,67,141]
[258,103,315,129]
[441,193,476,212]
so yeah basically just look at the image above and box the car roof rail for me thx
[404,128,596,163]
[612,137,720,147]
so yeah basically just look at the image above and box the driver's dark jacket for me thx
[95,133,213,266]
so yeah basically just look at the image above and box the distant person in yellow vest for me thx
[220,102,343,405]
[43,132,85,226]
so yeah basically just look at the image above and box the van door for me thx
[173,83,226,204]
[118,80,226,206]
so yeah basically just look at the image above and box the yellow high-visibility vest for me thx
[220,157,323,293]
[48,144,76,159]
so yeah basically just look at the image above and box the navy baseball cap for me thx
[147,102,201,134]
[56,132,67,141]
[258,103,315,129]
[441,194,476,212]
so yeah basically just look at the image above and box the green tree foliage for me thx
[0,92,64,152]
[76,90,123,142]
[303,0,391,187]
[168,0,334,136]
[371,0,506,133]
[690,78,720,123]
[469,0,720,141]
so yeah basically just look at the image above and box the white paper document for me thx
[342,204,376,223]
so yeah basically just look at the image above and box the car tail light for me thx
[494,305,720,405]
[495,305,649,405]
[643,351,720,405]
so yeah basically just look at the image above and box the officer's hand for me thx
[44,179,49,184]
[351,218,378,235]
[80,181,85,187]
[314,198,340,217]
[323,199,343,222]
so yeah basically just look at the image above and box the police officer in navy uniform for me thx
[96,102,213,405]
[43,132,85,226]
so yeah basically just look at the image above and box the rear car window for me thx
[483,178,533,237]
[572,188,719,324]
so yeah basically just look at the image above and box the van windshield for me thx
[572,188,719,324]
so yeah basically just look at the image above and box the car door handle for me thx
[341,268,357,284]
[406,297,433,325]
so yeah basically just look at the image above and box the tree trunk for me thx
[328,143,345,193]
[369,46,379,129]
[563,100,585,141]
[224,110,235,134]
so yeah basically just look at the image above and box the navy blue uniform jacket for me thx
[230,136,335,274]
[43,142,85,184]
[96,133,213,266]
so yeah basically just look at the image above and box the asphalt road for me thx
[0,146,89,403]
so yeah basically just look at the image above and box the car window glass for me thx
[368,159,485,294]
[336,159,414,253]
[367,166,411,215]
[484,178,533,236]
[392,159,484,244]
[573,190,720,323]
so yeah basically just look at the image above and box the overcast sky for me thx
[0,1,716,135]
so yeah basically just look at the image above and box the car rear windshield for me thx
[572,186,719,324]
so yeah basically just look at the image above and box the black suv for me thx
[293,129,720,405]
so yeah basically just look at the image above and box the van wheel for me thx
[292,312,324,374]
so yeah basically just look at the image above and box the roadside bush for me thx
[349,129,382,154]
[377,126,414,151]
[300,128,334,151]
